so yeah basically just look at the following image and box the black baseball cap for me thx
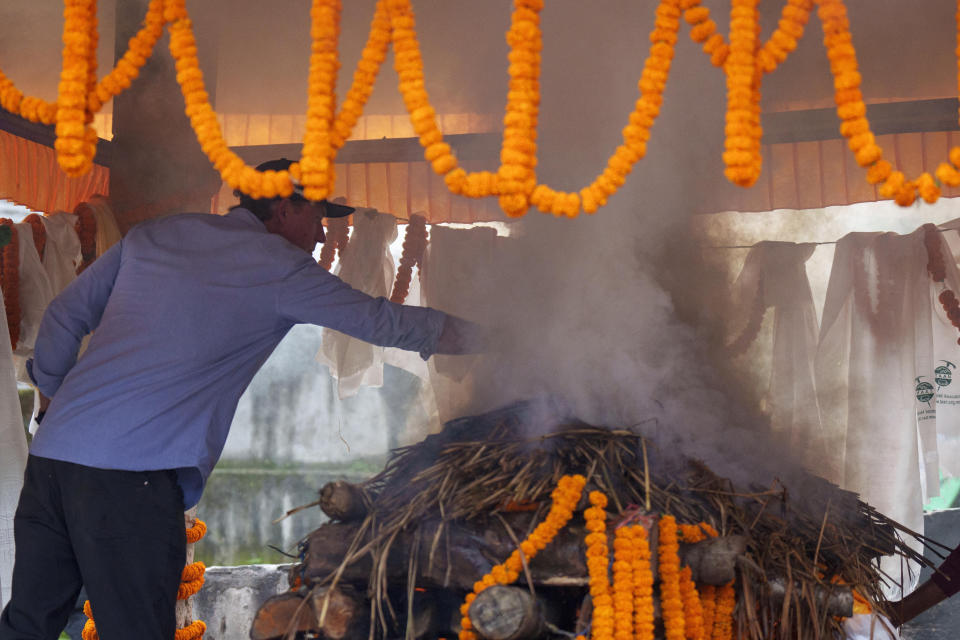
[254,158,355,218]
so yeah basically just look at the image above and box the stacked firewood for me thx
[252,400,932,640]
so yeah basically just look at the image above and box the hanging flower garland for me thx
[458,474,586,640]
[681,0,813,74]
[658,515,686,640]
[318,216,350,270]
[23,214,47,262]
[924,223,960,345]
[387,0,479,195]
[178,561,206,599]
[496,0,543,218]
[584,490,614,640]
[0,220,19,350]
[681,0,729,68]
[722,0,762,188]
[165,0,297,201]
[531,0,683,217]
[300,0,342,201]
[679,566,704,640]
[331,0,391,150]
[55,0,99,177]
[389,213,427,303]
[711,580,736,640]
[88,0,165,113]
[630,524,655,640]
[74,201,98,271]
[7,0,960,215]
[612,525,636,640]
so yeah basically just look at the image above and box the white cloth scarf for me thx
[814,226,960,595]
[317,208,398,399]
[0,283,28,608]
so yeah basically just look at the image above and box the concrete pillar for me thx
[108,0,221,233]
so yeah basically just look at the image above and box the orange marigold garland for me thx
[74,202,98,272]
[723,0,762,188]
[711,580,736,640]
[699,584,718,639]
[612,526,636,640]
[300,0,342,201]
[331,0,390,150]
[630,524,655,640]
[925,223,960,346]
[88,0,165,113]
[816,0,928,206]
[584,491,614,640]
[658,515,686,640]
[55,0,99,177]
[496,0,543,218]
[679,566,704,640]
[318,217,350,270]
[23,214,46,262]
[532,0,682,217]
[0,220,20,350]
[459,474,586,640]
[165,0,297,202]
[389,213,427,303]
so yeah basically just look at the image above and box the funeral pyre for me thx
[251,401,937,640]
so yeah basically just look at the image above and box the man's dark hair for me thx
[233,193,294,222]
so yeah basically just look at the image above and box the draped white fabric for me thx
[842,614,900,640]
[727,241,826,472]
[812,227,960,594]
[12,222,54,384]
[0,284,28,609]
[419,225,501,424]
[39,212,81,297]
[317,208,398,399]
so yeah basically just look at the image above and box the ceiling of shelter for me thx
[1,0,957,223]
[0,1,955,118]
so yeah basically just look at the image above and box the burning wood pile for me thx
[252,400,931,640]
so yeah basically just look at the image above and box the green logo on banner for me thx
[916,377,935,405]
[935,361,955,389]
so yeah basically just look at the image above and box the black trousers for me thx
[0,456,186,640]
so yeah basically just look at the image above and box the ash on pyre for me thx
[252,400,935,640]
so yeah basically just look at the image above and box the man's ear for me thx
[271,199,292,223]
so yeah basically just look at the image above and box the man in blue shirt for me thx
[0,159,481,640]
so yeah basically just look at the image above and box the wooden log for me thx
[767,577,854,618]
[319,481,369,522]
[301,517,749,593]
[300,515,589,590]
[681,535,747,586]
[468,586,546,640]
[251,592,315,640]
[175,507,199,630]
[250,586,370,640]
[308,586,370,640]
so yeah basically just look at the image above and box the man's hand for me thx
[38,392,50,413]
[435,315,489,355]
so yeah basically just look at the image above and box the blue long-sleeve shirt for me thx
[27,208,446,508]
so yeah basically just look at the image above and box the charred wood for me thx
[250,587,369,640]
[319,481,369,522]
[680,535,747,586]
[468,586,552,640]
[767,577,854,618]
